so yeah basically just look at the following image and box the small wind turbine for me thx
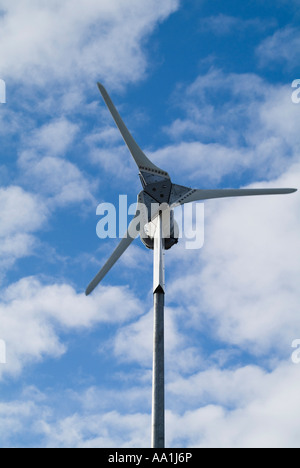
[86,83,297,448]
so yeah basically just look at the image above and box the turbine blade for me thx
[85,215,139,296]
[97,83,169,178]
[171,188,297,207]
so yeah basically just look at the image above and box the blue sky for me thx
[0,0,300,448]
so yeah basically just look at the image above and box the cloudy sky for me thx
[0,0,299,448]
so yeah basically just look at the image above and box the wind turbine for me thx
[86,83,297,448]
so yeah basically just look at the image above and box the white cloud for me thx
[120,243,149,266]
[0,384,151,447]
[168,164,300,355]
[150,141,250,184]
[0,105,23,138]
[85,123,148,185]
[256,86,300,150]
[113,310,153,367]
[0,186,48,276]
[19,154,95,207]
[0,0,179,87]
[113,307,203,376]
[40,411,150,448]
[0,276,143,379]
[18,118,96,207]
[0,233,37,272]
[155,70,299,185]
[199,14,275,36]
[168,365,267,410]
[28,118,79,157]
[199,14,240,35]
[0,186,46,237]
[76,384,152,414]
[91,69,296,183]
[0,399,39,445]
[3,360,300,448]
[257,27,300,69]
[88,145,137,182]
[167,362,300,448]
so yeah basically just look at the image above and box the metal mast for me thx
[152,212,165,448]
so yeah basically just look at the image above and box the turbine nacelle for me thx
[140,203,179,251]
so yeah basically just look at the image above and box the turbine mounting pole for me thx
[151,211,165,448]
